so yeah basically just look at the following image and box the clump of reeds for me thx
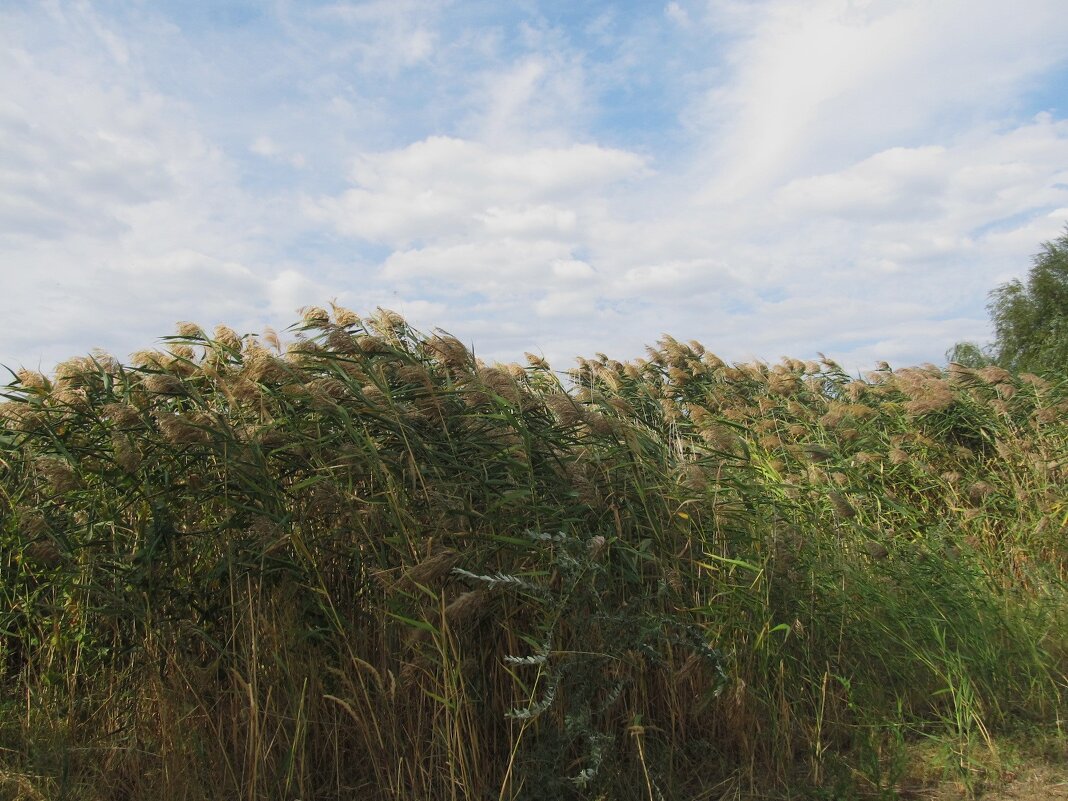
[0,310,1065,800]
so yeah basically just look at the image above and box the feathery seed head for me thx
[424,335,470,369]
[355,334,389,355]
[154,411,209,445]
[768,372,799,396]
[17,508,49,538]
[175,321,205,339]
[444,589,490,626]
[330,304,360,327]
[261,327,282,353]
[103,403,141,428]
[1019,373,1049,391]
[754,418,778,434]
[586,411,617,436]
[242,351,289,385]
[904,389,954,416]
[701,425,739,452]
[301,306,331,327]
[361,384,388,406]
[325,328,359,355]
[668,367,691,386]
[408,549,460,587]
[309,377,349,404]
[142,373,186,395]
[370,308,406,337]
[23,538,61,568]
[478,366,522,405]
[742,362,769,381]
[819,403,849,430]
[285,339,322,360]
[213,325,242,351]
[111,432,142,474]
[168,344,195,361]
[16,369,50,392]
[1034,406,1058,424]
[659,396,681,422]
[946,362,976,383]
[545,393,584,426]
[977,366,1013,385]
[759,434,783,452]
[34,456,79,493]
[524,352,549,370]
[53,357,100,388]
[50,388,90,413]
[967,481,995,505]
[228,378,262,404]
[845,381,868,401]
[396,363,432,387]
[995,382,1016,400]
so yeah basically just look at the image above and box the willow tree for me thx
[989,226,1068,375]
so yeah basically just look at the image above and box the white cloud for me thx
[302,1,440,73]
[251,136,279,157]
[310,136,646,248]
[551,259,596,282]
[3,1,1068,377]
[475,205,578,238]
[250,135,306,168]
[696,0,1068,197]
[381,238,572,286]
[0,6,332,369]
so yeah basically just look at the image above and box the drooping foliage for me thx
[988,226,1068,375]
[949,226,1068,376]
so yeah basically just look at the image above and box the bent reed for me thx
[1,307,1066,800]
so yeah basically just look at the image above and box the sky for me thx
[2,0,1068,375]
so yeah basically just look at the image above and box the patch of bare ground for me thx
[979,765,1068,801]
[924,763,1068,801]
[916,747,1068,801]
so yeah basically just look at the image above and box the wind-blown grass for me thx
[1,307,1065,800]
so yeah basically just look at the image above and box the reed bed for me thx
[1,307,1066,800]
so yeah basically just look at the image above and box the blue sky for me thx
[3,0,1067,373]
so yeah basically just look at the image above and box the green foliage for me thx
[988,226,1068,375]
[944,340,995,369]
[0,308,1066,800]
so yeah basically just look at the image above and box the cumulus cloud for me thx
[3,0,1068,375]
[0,5,333,368]
[310,136,646,251]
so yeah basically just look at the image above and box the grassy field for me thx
[1,306,1066,800]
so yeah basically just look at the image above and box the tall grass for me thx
[1,307,1065,799]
